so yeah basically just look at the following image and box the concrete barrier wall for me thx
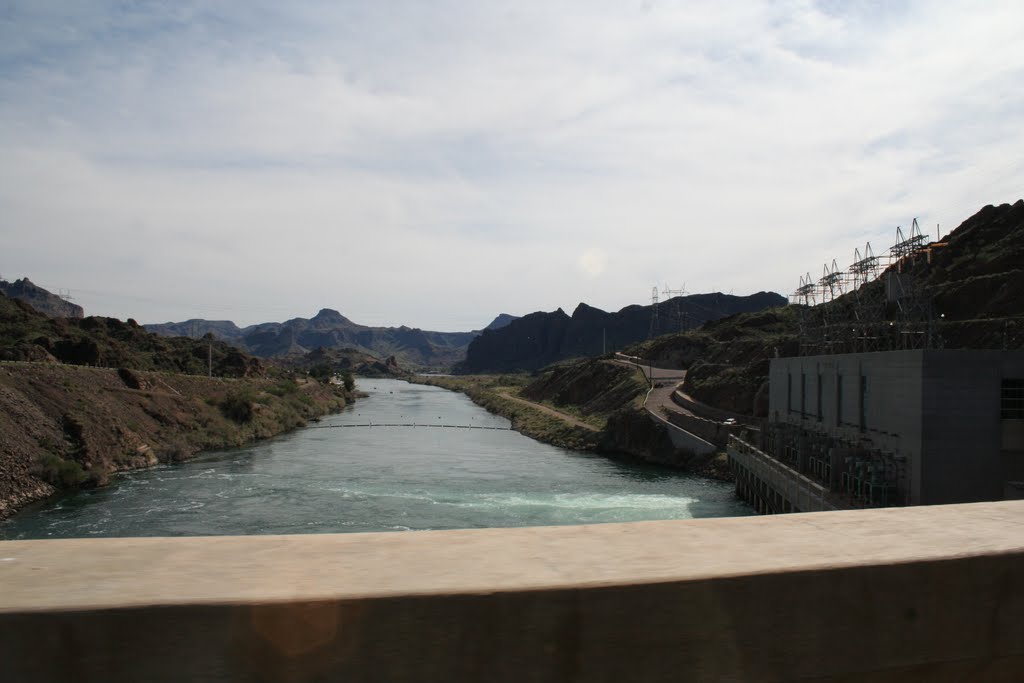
[2,503,1024,682]
[663,407,756,448]
[671,389,750,423]
[646,409,716,455]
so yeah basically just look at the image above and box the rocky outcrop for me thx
[599,408,678,464]
[0,278,84,318]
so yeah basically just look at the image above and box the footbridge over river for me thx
[2,501,1022,681]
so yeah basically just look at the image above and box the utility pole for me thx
[208,337,213,378]
[602,328,606,355]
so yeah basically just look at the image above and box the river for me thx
[1,378,750,539]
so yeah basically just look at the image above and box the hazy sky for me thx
[2,1,1023,330]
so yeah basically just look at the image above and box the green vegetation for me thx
[308,363,333,382]
[219,389,256,423]
[34,453,89,488]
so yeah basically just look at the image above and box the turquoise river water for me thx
[1,378,751,539]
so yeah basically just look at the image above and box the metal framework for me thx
[890,218,929,262]
[662,284,688,333]
[790,217,942,355]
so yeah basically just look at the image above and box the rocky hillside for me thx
[811,198,1024,349]
[147,309,515,370]
[0,363,351,520]
[457,291,787,373]
[632,199,1024,415]
[635,307,799,415]
[520,360,645,417]
[0,289,360,519]
[0,278,83,318]
[276,346,411,379]
[0,293,263,377]
[140,318,245,340]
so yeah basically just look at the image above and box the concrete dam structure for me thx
[2,501,1023,681]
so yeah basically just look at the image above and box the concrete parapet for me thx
[2,502,1024,681]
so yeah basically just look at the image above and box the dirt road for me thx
[497,391,600,432]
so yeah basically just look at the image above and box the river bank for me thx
[2,378,750,539]
[412,366,733,481]
[0,362,354,520]
[412,374,603,451]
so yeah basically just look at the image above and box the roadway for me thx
[613,353,751,426]
[612,354,689,420]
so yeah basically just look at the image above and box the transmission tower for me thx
[661,284,688,332]
[789,214,943,356]
[890,218,929,267]
[791,273,819,355]
[818,259,846,304]
[648,286,660,339]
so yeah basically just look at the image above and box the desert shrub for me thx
[220,390,255,423]
[117,367,142,389]
[308,363,333,382]
[156,440,192,463]
[35,453,87,488]
[267,380,299,397]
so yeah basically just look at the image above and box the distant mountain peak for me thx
[571,302,608,318]
[311,308,351,324]
[484,313,519,331]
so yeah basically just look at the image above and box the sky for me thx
[1,1,1023,331]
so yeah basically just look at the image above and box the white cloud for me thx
[1,1,1023,328]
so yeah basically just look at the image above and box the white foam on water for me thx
[451,491,696,512]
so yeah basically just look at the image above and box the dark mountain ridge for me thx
[147,308,491,369]
[0,292,263,377]
[0,278,84,319]
[457,291,787,373]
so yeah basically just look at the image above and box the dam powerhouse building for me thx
[728,349,1024,513]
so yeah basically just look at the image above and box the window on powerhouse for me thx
[1002,379,1024,419]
